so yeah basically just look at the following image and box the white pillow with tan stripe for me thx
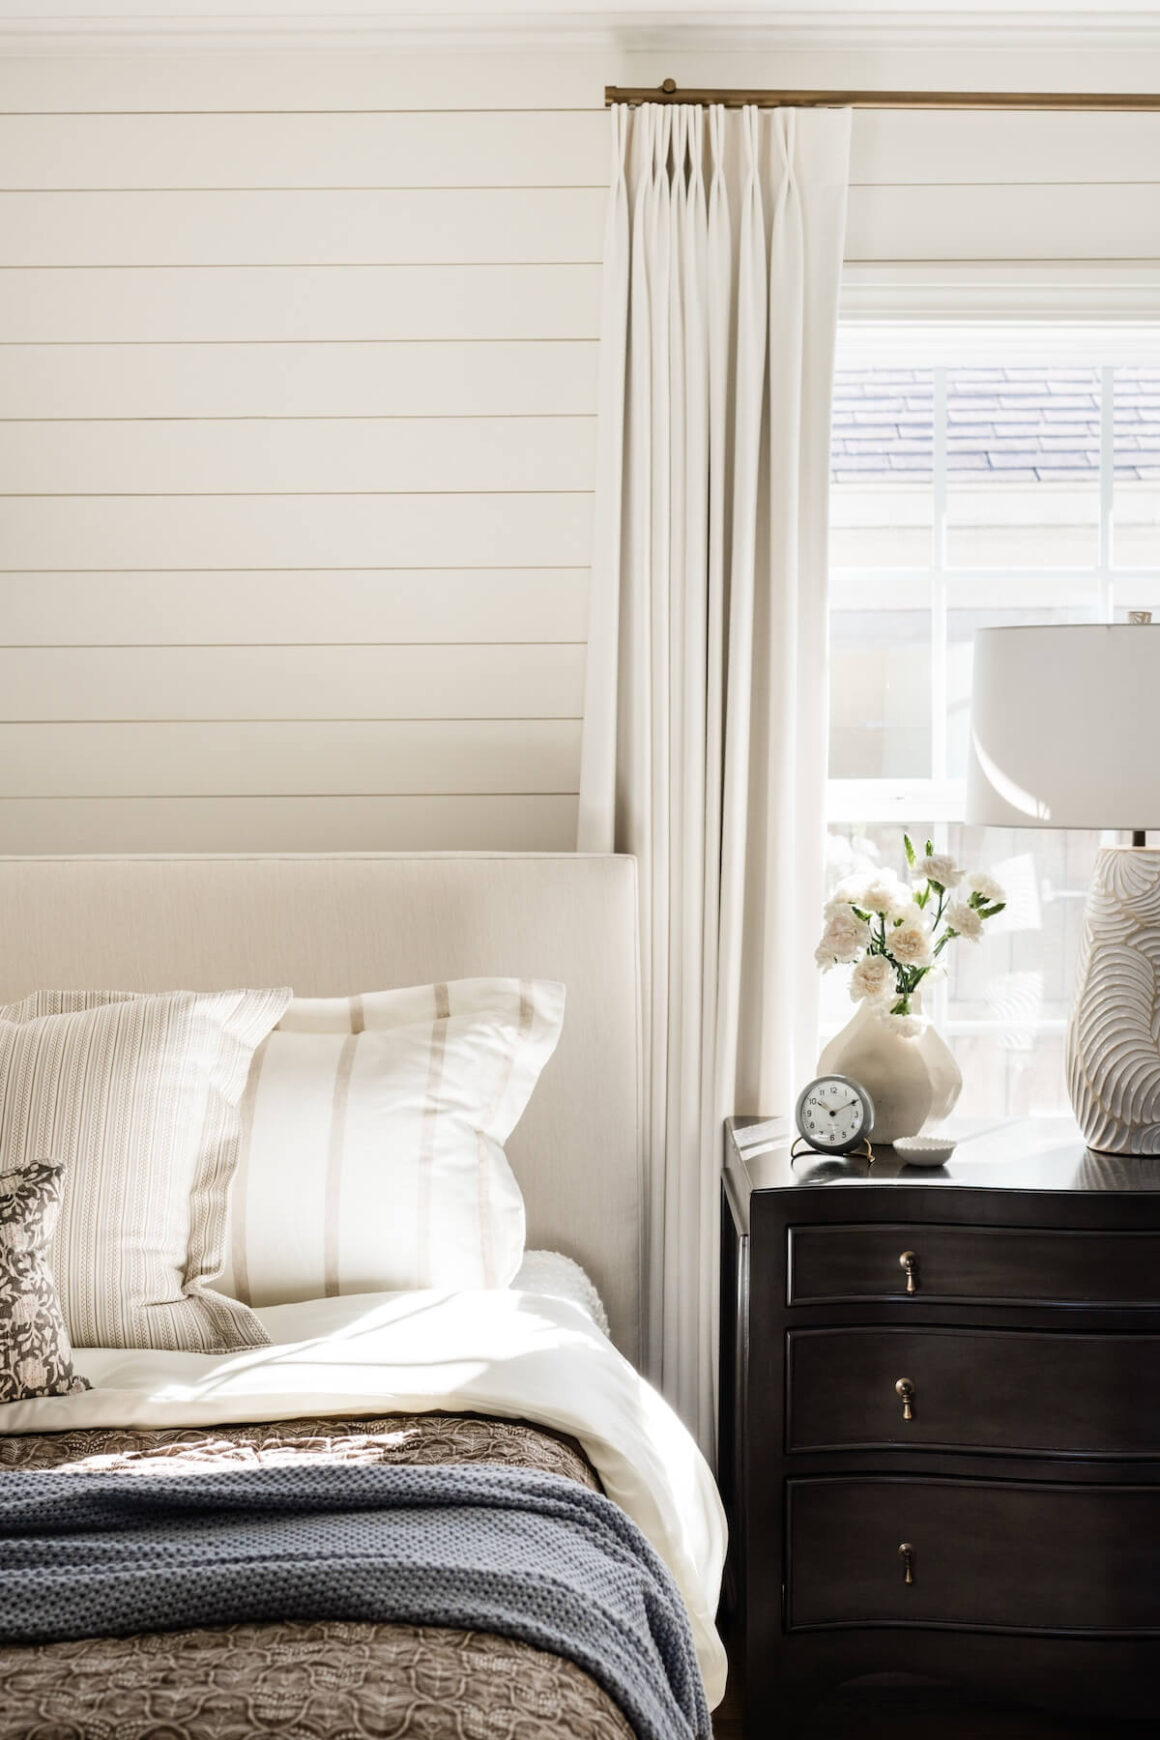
[0,986,291,1352]
[218,978,565,1307]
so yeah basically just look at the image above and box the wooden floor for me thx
[713,1684,1152,1737]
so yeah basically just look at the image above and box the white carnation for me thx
[814,907,871,968]
[861,870,914,920]
[849,954,896,1004]
[889,915,934,969]
[918,853,962,890]
[966,870,1005,904]
[946,899,985,941]
[826,874,870,912]
[881,1012,924,1040]
[828,870,915,925]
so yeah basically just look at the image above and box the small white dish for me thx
[892,1135,956,1167]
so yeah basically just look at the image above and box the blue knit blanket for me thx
[0,1462,710,1740]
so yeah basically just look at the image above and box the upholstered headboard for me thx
[0,852,643,1360]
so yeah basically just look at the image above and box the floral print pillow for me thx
[1,1159,89,1403]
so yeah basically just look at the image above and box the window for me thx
[824,329,1160,1121]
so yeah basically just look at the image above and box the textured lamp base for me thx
[1067,846,1160,1154]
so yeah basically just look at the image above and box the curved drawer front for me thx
[787,1327,1160,1456]
[788,1223,1160,1307]
[788,1478,1160,1634]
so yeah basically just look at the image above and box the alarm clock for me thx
[791,1073,875,1160]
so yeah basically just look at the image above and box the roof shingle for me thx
[831,366,1160,482]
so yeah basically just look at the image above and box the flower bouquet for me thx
[813,835,1006,1141]
[817,834,1006,1026]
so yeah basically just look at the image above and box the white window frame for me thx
[828,323,1160,829]
[825,321,1160,1045]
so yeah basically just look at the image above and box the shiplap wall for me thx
[4,39,1160,853]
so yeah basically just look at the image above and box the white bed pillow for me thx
[0,986,291,1352]
[219,978,565,1307]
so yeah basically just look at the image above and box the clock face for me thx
[795,1075,873,1153]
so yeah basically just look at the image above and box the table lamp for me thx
[966,619,1160,1154]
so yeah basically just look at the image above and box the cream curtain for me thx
[578,102,851,1452]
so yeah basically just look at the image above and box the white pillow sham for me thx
[0,986,291,1352]
[218,977,565,1307]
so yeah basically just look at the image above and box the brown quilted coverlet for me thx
[0,1414,635,1740]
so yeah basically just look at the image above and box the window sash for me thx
[824,340,1150,1058]
[827,356,1140,821]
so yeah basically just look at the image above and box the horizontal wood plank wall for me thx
[0,50,607,853]
[3,42,1160,854]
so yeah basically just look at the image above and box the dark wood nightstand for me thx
[718,1116,1160,1735]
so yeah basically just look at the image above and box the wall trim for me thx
[5,10,1160,57]
[837,319,1160,370]
[841,262,1160,324]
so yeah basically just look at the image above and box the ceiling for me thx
[3,1,1160,21]
[2,0,1159,50]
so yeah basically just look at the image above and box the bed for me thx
[0,852,726,1740]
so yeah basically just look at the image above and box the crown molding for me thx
[4,10,1160,56]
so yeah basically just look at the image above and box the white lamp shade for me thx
[966,624,1160,830]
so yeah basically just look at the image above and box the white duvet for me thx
[0,1283,729,1708]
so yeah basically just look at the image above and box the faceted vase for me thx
[817,999,962,1147]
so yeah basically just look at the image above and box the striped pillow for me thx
[0,987,291,1352]
[219,978,565,1307]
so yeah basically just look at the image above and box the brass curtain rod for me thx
[605,79,1160,112]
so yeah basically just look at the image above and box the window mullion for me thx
[930,366,951,1032]
[1099,363,1115,622]
[931,368,948,784]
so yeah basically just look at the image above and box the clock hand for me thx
[828,1097,860,1117]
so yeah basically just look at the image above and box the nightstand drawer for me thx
[788,1222,1160,1307]
[788,1477,1160,1634]
[787,1327,1160,1456]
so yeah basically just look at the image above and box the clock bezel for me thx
[794,1073,875,1155]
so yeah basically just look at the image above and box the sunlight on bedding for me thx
[0,1283,728,1706]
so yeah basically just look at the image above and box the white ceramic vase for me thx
[817,999,962,1146]
[1067,845,1160,1154]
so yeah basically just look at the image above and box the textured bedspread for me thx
[0,1414,637,1740]
[0,1464,709,1740]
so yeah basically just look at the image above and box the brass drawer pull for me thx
[899,1542,915,1586]
[899,1250,918,1294]
[895,1377,915,1421]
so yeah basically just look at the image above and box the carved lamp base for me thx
[1067,846,1160,1154]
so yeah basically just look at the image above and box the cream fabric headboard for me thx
[0,852,643,1361]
